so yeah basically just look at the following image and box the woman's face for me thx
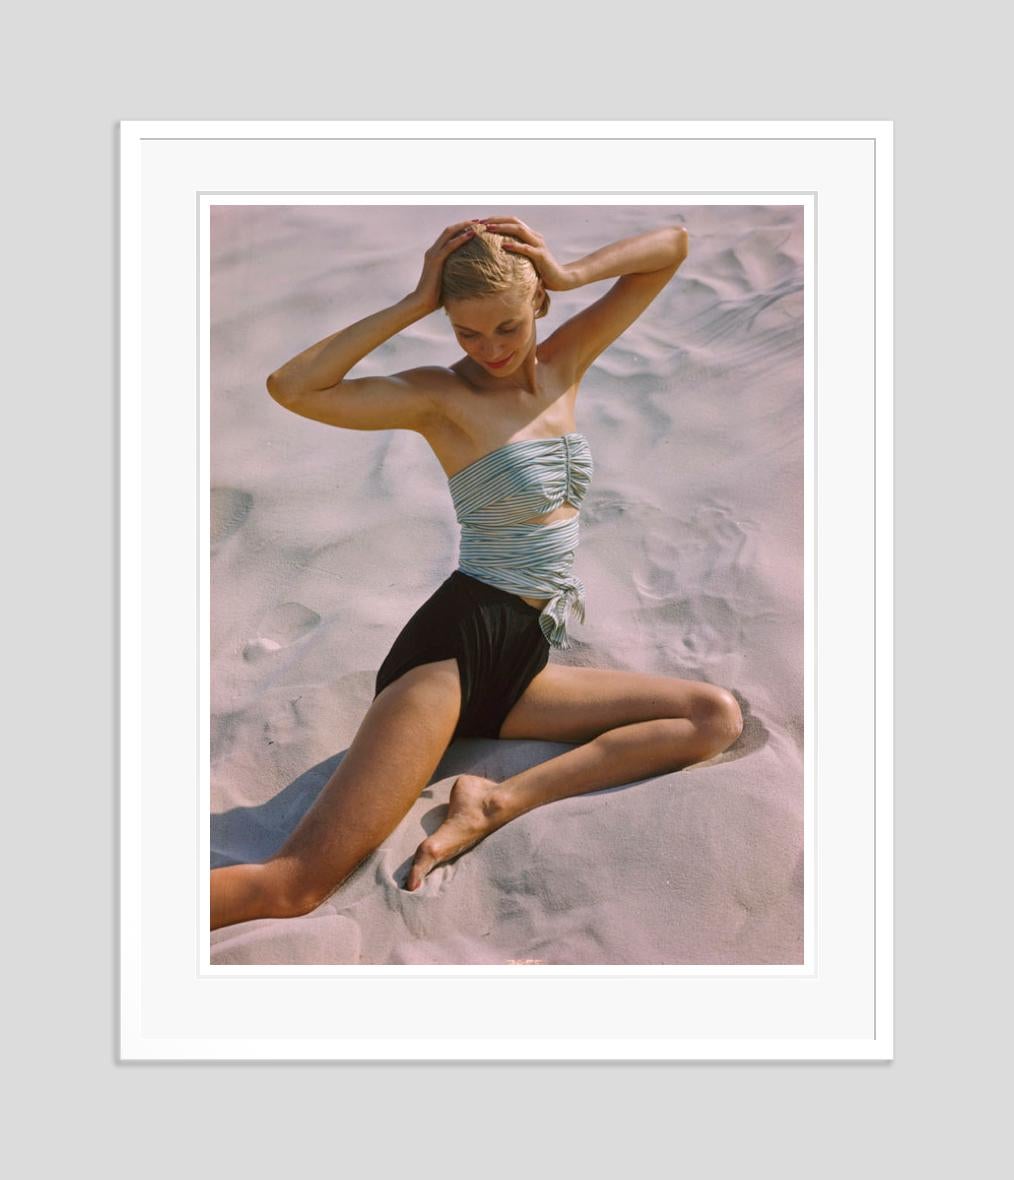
[445,290,538,377]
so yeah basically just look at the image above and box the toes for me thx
[405,792,494,891]
[405,838,440,891]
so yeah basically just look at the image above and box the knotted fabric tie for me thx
[537,577,587,650]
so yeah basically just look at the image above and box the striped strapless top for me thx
[447,432,594,650]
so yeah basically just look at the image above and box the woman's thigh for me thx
[272,658,461,908]
[497,663,736,744]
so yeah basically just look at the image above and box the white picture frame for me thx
[119,119,892,1060]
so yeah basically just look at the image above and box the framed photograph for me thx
[120,119,892,1060]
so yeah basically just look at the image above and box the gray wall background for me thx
[6,0,1006,1173]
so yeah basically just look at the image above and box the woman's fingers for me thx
[480,216,542,243]
[444,226,477,252]
[431,224,478,258]
[484,220,528,236]
[431,216,548,263]
[437,220,480,245]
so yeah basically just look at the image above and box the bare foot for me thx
[405,774,503,891]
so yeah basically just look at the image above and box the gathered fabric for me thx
[447,432,594,650]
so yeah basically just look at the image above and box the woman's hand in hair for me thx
[480,216,577,292]
[410,221,481,314]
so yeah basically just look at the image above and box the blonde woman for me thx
[210,216,742,932]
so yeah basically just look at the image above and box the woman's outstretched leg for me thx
[211,658,462,931]
[406,665,744,890]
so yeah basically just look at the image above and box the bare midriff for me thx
[513,502,578,610]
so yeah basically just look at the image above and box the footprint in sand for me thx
[210,487,253,545]
[633,501,754,662]
[580,489,663,528]
[242,602,321,661]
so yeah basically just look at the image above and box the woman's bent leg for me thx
[210,658,462,931]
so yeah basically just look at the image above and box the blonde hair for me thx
[440,227,551,319]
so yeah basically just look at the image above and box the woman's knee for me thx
[690,685,744,751]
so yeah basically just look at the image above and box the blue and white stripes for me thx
[448,433,594,649]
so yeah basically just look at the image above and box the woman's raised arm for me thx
[531,224,689,385]
[266,221,479,402]
[561,224,688,288]
[265,295,427,403]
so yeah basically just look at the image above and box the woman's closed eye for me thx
[459,325,519,339]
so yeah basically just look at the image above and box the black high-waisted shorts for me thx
[373,570,551,740]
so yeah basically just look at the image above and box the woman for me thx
[210,216,743,932]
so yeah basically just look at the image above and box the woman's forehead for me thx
[446,293,528,327]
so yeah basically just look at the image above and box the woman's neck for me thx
[465,344,540,395]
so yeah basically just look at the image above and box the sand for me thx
[209,203,803,965]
